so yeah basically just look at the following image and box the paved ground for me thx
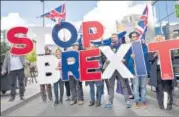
[5,84,179,116]
[1,82,40,115]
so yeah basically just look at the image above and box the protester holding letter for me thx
[63,48,71,101]
[85,44,104,107]
[40,46,53,102]
[104,33,132,108]
[53,48,64,106]
[101,52,110,95]
[125,31,149,109]
[67,43,84,105]
[1,44,27,101]
[148,35,177,110]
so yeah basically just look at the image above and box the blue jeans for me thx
[89,82,103,104]
[133,76,147,103]
[69,76,84,101]
[54,79,64,101]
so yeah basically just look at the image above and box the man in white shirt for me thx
[1,44,26,101]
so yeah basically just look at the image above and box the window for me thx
[160,17,169,35]
[155,27,163,35]
[153,1,160,22]
[158,1,168,20]
[168,13,179,25]
[166,1,176,15]
[173,30,179,56]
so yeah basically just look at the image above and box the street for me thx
[4,85,179,116]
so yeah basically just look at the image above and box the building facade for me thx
[152,1,179,37]
[152,0,179,56]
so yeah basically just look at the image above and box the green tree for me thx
[175,4,179,17]
[25,48,37,62]
[0,41,10,62]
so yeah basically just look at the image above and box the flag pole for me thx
[41,0,45,27]
[63,27,66,42]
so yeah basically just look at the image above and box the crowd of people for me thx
[1,31,177,111]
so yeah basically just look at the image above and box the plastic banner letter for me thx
[62,51,79,81]
[82,21,104,48]
[148,39,179,80]
[80,48,101,81]
[7,27,33,55]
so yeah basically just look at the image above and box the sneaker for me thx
[104,103,109,108]
[104,103,113,108]
[70,100,77,105]
[42,99,47,103]
[65,97,70,101]
[108,104,113,108]
[167,105,172,110]
[53,101,59,106]
[78,100,84,105]
[134,102,140,109]
[59,99,63,104]
[49,98,53,101]
[95,102,101,107]
[142,102,148,109]
[89,101,95,106]
[9,97,15,102]
[159,105,164,110]
[126,101,132,108]
[129,96,134,99]
[20,96,25,100]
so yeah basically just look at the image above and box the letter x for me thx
[99,44,134,79]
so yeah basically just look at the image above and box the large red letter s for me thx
[148,39,179,80]
[7,27,33,55]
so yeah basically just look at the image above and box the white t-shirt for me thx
[10,54,23,71]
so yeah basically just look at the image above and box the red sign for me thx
[148,39,179,80]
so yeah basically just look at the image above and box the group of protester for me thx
[1,31,177,110]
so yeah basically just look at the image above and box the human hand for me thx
[130,54,135,58]
[1,71,6,76]
[153,52,158,57]
[122,59,126,63]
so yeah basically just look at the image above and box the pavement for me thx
[3,83,179,116]
[1,82,40,116]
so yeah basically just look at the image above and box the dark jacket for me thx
[148,52,177,87]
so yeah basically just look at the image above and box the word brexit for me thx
[7,21,179,84]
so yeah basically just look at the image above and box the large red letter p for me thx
[82,21,104,48]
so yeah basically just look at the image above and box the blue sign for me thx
[61,51,80,81]
[132,41,147,76]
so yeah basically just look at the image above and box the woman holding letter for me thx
[148,35,177,110]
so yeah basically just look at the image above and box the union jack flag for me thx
[78,25,96,35]
[78,25,83,34]
[39,4,66,24]
[135,5,148,40]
